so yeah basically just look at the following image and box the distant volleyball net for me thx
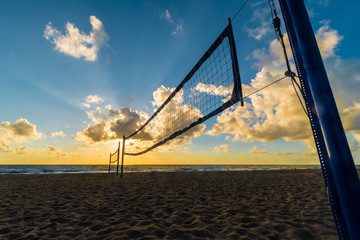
[122,21,243,156]
[108,143,120,174]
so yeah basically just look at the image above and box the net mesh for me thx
[110,150,118,164]
[125,23,242,155]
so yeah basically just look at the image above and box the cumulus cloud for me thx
[105,104,112,110]
[327,58,360,151]
[1,119,43,138]
[81,95,104,109]
[75,121,111,144]
[51,131,66,138]
[342,102,360,132]
[85,95,104,104]
[194,83,233,97]
[75,107,150,144]
[0,119,43,152]
[316,20,343,59]
[47,146,81,157]
[110,109,152,140]
[44,16,108,61]
[82,103,91,109]
[207,70,312,143]
[146,85,205,149]
[213,144,231,153]
[15,145,29,154]
[76,85,205,152]
[249,146,268,154]
[0,144,12,152]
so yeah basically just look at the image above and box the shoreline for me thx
[1,171,337,239]
[0,164,324,176]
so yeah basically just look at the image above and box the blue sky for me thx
[1,0,360,165]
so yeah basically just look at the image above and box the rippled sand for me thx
[0,171,338,239]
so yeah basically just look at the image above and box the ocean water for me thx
[0,164,322,175]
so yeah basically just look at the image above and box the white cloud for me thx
[245,7,272,40]
[249,146,268,154]
[15,145,29,154]
[316,20,343,59]
[147,85,205,148]
[51,131,66,138]
[105,104,112,110]
[162,9,173,23]
[47,146,81,157]
[81,95,104,109]
[160,10,185,36]
[213,144,230,153]
[246,21,272,40]
[0,143,12,152]
[85,95,104,104]
[171,23,185,36]
[44,16,108,61]
[0,119,44,152]
[194,83,233,97]
[81,103,91,109]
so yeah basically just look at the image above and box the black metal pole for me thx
[108,153,111,173]
[120,136,126,179]
[116,141,120,175]
[279,0,360,238]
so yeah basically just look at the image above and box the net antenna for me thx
[122,19,243,158]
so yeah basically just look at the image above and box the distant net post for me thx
[116,141,120,175]
[120,136,126,179]
[108,146,119,174]
[108,153,111,173]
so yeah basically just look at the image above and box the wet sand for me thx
[0,171,337,239]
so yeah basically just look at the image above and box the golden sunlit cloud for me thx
[51,131,66,138]
[0,118,44,153]
[213,144,231,153]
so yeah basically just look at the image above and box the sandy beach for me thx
[0,171,337,239]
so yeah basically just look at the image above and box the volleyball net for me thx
[108,146,119,174]
[123,21,243,156]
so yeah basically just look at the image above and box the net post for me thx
[120,136,126,179]
[108,153,111,174]
[279,0,360,238]
[116,141,120,175]
[228,18,244,106]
